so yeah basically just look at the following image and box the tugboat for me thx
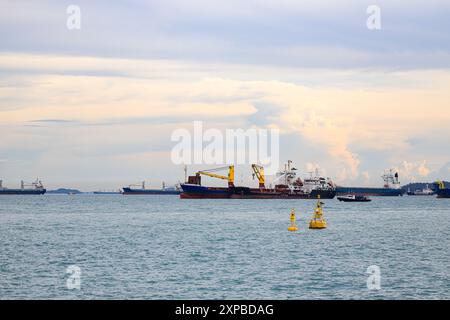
[0,179,46,195]
[337,194,372,202]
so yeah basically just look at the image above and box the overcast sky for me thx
[1,0,449,190]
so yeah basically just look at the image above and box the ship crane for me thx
[22,179,44,190]
[129,181,146,189]
[436,180,445,190]
[196,165,235,187]
[251,164,265,189]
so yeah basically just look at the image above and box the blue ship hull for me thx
[336,187,405,197]
[180,184,336,199]
[0,189,46,195]
[436,188,450,198]
[180,184,230,198]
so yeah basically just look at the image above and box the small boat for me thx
[337,194,371,202]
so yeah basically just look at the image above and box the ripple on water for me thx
[0,195,449,299]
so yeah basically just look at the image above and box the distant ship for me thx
[435,181,450,198]
[180,161,336,199]
[122,181,181,195]
[407,184,435,196]
[93,191,122,195]
[336,170,405,197]
[0,179,46,195]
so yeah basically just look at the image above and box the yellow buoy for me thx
[309,195,327,229]
[288,208,299,231]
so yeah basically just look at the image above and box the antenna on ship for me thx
[184,165,188,183]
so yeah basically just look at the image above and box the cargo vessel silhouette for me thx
[0,179,46,195]
[122,181,180,195]
[336,170,405,197]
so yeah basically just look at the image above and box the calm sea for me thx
[0,195,448,299]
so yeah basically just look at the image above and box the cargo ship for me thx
[336,170,405,197]
[435,181,450,198]
[0,179,46,195]
[122,181,181,195]
[180,161,336,199]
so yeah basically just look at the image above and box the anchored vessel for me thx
[180,161,336,199]
[407,184,435,196]
[122,181,181,195]
[0,179,46,195]
[336,169,405,197]
[435,181,450,198]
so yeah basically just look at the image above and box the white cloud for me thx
[1,53,450,187]
[395,160,431,183]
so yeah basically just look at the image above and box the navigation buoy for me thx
[288,208,299,232]
[309,195,327,229]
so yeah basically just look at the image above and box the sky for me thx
[0,0,450,190]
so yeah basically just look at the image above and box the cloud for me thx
[1,1,450,69]
[0,53,450,187]
[284,111,361,179]
[305,162,327,177]
[395,160,431,182]
[361,171,370,180]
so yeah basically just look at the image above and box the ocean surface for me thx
[0,195,449,300]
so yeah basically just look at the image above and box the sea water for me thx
[0,195,448,299]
